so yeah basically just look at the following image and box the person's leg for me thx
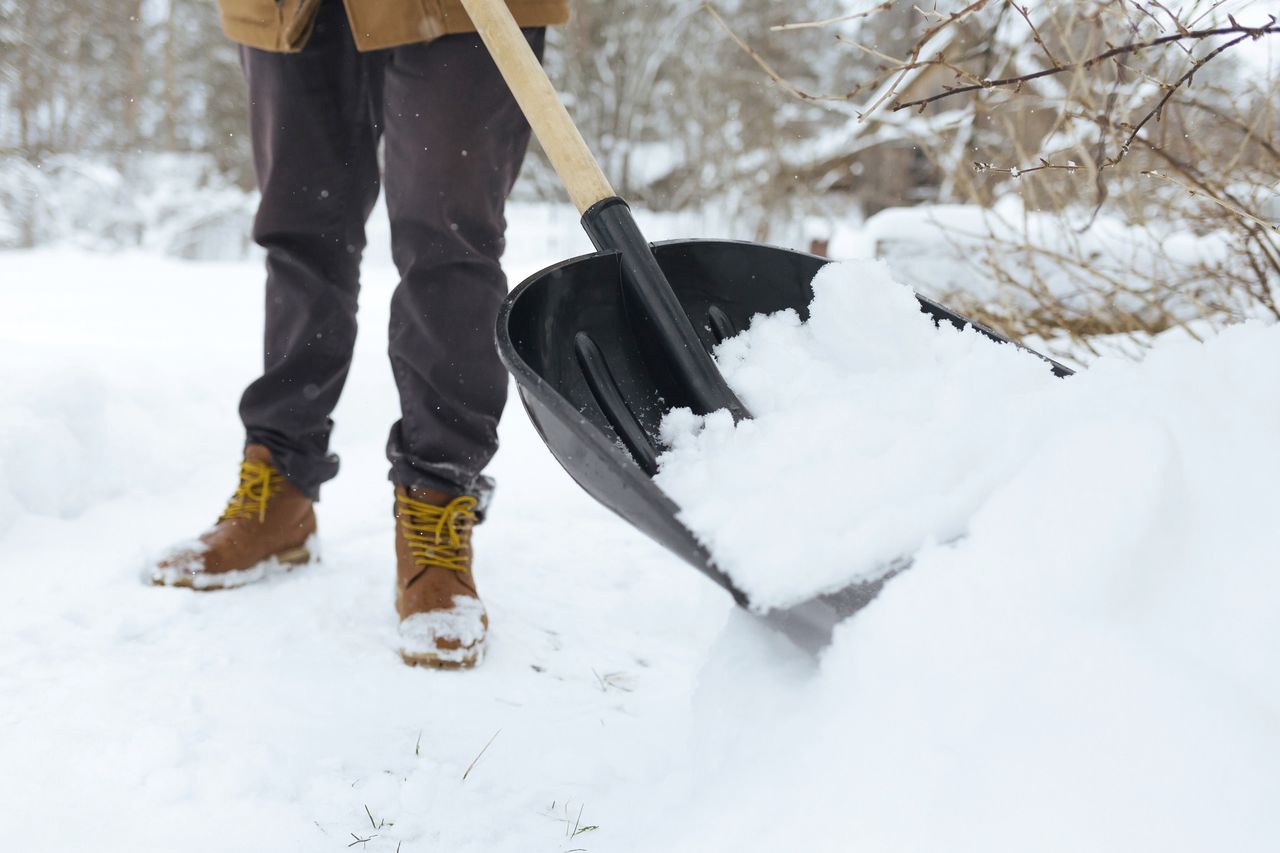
[380,29,544,668]
[381,29,546,507]
[149,1,384,589]
[238,0,384,500]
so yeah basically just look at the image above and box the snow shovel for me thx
[463,0,1073,652]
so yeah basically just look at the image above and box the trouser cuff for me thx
[245,431,336,501]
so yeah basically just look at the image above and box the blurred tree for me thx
[3,0,867,216]
[537,0,841,236]
[144,0,252,185]
[0,0,248,181]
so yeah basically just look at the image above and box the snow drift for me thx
[650,259,1280,852]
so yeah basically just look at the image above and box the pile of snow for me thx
[650,259,1280,850]
[0,152,760,262]
[856,199,1235,324]
[0,154,256,258]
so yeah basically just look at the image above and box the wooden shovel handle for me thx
[459,0,615,214]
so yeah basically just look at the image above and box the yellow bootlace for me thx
[398,493,478,574]
[219,460,286,523]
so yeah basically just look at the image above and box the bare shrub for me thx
[710,0,1279,357]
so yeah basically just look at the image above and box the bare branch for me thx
[1111,32,1254,164]
[973,159,1082,177]
[1142,170,1280,232]
[860,0,995,120]
[771,2,893,32]
[893,22,1279,112]
[1013,3,1064,68]
[701,2,849,103]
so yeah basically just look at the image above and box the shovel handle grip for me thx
[459,0,614,214]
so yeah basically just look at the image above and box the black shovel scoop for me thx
[462,0,1072,652]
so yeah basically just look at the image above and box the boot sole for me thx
[149,541,317,591]
[400,645,484,670]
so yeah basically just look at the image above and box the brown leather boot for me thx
[147,444,317,590]
[394,485,488,669]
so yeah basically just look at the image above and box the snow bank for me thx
[0,253,257,536]
[0,153,753,261]
[0,154,256,258]
[860,199,1235,325]
[650,259,1280,851]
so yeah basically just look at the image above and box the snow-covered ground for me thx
[0,217,725,852]
[3,203,1279,852]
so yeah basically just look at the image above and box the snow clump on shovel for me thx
[655,259,1062,609]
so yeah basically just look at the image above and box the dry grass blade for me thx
[462,729,502,781]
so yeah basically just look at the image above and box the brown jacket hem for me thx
[220,0,568,53]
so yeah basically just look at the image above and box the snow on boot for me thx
[146,444,317,590]
[394,486,487,669]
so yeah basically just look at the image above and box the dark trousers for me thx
[238,0,543,503]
